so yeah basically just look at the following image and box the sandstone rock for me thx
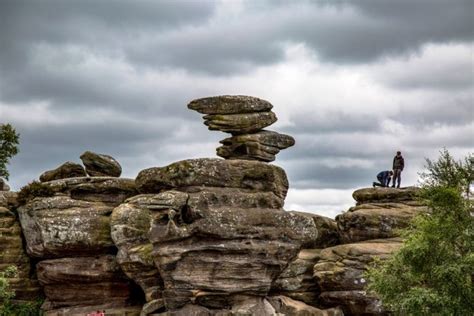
[145,189,318,310]
[136,158,288,200]
[188,95,273,115]
[37,255,135,310]
[18,196,116,258]
[337,201,428,243]
[271,249,321,306]
[0,178,10,191]
[111,195,163,304]
[217,131,295,162]
[268,295,344,316]
[80,151,122,177]
[288,211,340,249]
[313,238,402,315]
[0,191,18,209]
[43,305,142,316]
[0,206,42,301]
[203,112,277,134]
[352,186,420,204]
[42,176,137,206]
[39,161,87,182]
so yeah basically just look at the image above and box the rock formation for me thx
[39,162,87,182]
[80,151,122,177]
[0,178,10,191]
[188,95,295,162]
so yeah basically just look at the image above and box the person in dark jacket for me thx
[373,170,393,187]
[392,151,404,188]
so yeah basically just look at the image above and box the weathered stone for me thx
[314,238,402,315]
[146,190,318,310]
[42,176,137,206]
[268,296,344,316]
[43,305,142,316]
[0,191,18,209]
[352,186,420,204]
[37,255,134,310]
[111,195,163,303]
[18,196,115,258]
[203,112,277,134]
[0,178,10,191]
[271,249,321,306]
[0,206,42,301]
[136,158,289,200]
[39,161,87,182]
[337,201,428,243]
[80,151,122,177]
[288,211,340,249]
[187,95,273,115]
[217,131,295,162]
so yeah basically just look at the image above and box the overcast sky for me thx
[1,0,473,217]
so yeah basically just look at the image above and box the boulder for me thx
[37,255,135,310]
[136,158,288,200]
[313,238,402,315]
[18,196,116,258]
[268,296,344,316]
[288,211,340,249]
[203,112,277,134]
[145,189,318,310]
[0,178,10,191]
[352,186,420,204]
[217,131,295,162]
[80,151,122,177]
[187,95,273,115]
[0,205,42,301]
[337,201,427,243]
[111,195,163,304]
[39,162,87,182]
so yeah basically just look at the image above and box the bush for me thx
[17,181,55,205]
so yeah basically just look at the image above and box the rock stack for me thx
[188,95,295,162]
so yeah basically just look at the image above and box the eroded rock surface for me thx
[0,178,10,191]
[188,95,273,115]
[337,187,426,243]
[314,238,402,315]
[39,162,86,182]
[80,151,122,177]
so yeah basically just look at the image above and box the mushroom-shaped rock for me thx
[80,151,122,177]
[39,161,87,182]
[217,130,295,162]
[188,95,273,115]
[136,158,289,201]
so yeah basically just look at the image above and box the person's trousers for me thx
[392,169,402,188]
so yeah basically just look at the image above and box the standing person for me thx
[373,170,393,187]
[392,151,404,188]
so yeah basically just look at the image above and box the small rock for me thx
[188,95,273,115]
[80,151,122,177]
[39,161,87,182]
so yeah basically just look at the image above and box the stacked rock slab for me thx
[0,191,42,302]
[188,95,295,162]
[313,187,426,315]
[17,176,140,313]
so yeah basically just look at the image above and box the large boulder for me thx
[80,151,122,177]
[144,189,319,310]
[39,162,86,182]
[352,186,419,204]
[136,158,289,200]
[217,131,295,162]
[188,95,273,115]
[37,255,137,310]
[313,238,402,315]
[202,112,278,134]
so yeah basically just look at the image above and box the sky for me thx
[0,0,473,218]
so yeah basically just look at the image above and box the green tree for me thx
[0,124,20,180]
[366,150,474,315]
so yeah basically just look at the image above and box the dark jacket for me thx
[393,155,404,170]
[377,171,392,186]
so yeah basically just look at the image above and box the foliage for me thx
[0,124,20,181]
[0,266,42,316]
[366,150,474,315]
[17,181,55,205]
[419,148,473,197]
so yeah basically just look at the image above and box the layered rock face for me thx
[0,191,42,302]
[18,153,140,313]
[313,187,425,315]
[188,95,295,162]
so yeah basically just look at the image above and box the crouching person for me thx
[373,170,393,187]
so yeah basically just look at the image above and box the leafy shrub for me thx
[17,181,55,205]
